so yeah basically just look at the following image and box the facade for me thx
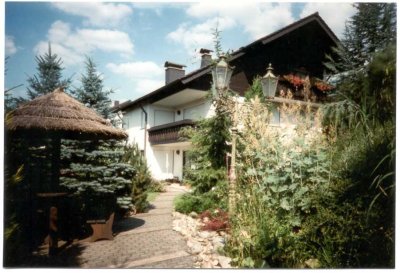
[113,13,340,181]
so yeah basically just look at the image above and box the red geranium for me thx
[283,74,304,87]
[314,81,334,92]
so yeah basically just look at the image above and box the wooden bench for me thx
[86,213,114,242]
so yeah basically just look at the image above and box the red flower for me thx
[283,74,304,87]
[314,81,334,92]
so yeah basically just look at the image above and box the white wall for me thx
[122,107,146,150]
[121,98,213,181]
[174,99,213,122]
[154,109,175,126]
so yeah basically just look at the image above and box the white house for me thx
[112,13,340,181]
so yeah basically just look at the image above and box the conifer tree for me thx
[342,3,396,68]
[318,3,395,267]
[61,140,135,217]
[122,144,152,213]
[71,57,114,120]
[60,57,134,217]
[26,43,71,100]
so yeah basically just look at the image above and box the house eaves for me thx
[229,12,340,62]
[114,12,340,112]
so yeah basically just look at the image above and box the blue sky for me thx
[4,1,357,102]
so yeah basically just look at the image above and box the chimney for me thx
[164,61,186,84]
[200,48,213,68]
[113,100,120,107]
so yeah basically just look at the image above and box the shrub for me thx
[122,144,152,213]
[227,96,332,268]
[174,183,228,214]
[201,209,229,232]
[147,180,166,193]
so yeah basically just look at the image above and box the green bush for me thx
[147,180,166,193]
[122,144,152,213]
[174,182,228,214]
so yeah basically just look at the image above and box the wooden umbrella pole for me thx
[49,137,61,256]
[51,137,61,189]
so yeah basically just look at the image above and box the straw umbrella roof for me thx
[6,87,127,140]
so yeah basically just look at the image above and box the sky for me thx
[4,1,358,103]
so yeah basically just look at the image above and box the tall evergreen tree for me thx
[342,3,396,68]
[71,57,114,120]
[26,43,72,100]
[60,57,135,220]
[319,3,395,267]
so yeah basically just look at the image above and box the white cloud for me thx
[52,2,133,27]
[186,2,295,39]
[34,41,83,66]
[300,3,357,38]
[136,79,164,94]
[34,20,134,66]
[5,35,17,56]
[166,2,295,56]
[167,17,236,55]
[106,61,163,78]
[107,61,164,96]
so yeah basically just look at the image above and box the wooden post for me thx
[229,102,238,215]
[51,137,61,190]
[48,206,58,256]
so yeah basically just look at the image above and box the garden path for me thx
[29,183,195,268]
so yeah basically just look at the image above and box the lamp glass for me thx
[261,64,278,98]
[212,55,233,96]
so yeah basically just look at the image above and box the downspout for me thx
[140,105,148,155]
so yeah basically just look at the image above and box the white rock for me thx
[217,256,232,268]
[200,253,209,261]
[212,236,224,244]
[189,211,198,218]
[198,231,211,239]
[201,261,213,268]
[173,226,181,232]
[188,241,203,255]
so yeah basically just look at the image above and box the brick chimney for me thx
[164,61,186,84]
[200,48,213,68]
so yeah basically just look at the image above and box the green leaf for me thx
[280,199,291,210]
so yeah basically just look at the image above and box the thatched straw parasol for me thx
[6,87,127,140]
[5,87,129,253]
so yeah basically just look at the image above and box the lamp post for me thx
[211,58,279,215]
[211,54,233,97]
[261,63,279,99]
[211,54,236,214]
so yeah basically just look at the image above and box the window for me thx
[122,115,129,129]
[154,110,175,126]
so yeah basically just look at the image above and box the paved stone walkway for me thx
[30,183,195,268]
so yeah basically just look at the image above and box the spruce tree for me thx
[60,140,135,218]
[60,57,134,218]
[71,57,114,120]
[342,3,396,68]
[26,43,72,100]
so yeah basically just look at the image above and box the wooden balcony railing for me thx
[148,119,195,145]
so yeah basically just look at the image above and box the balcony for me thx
[148,119,195,145]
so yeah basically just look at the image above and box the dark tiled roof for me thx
[114,12,340,112]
